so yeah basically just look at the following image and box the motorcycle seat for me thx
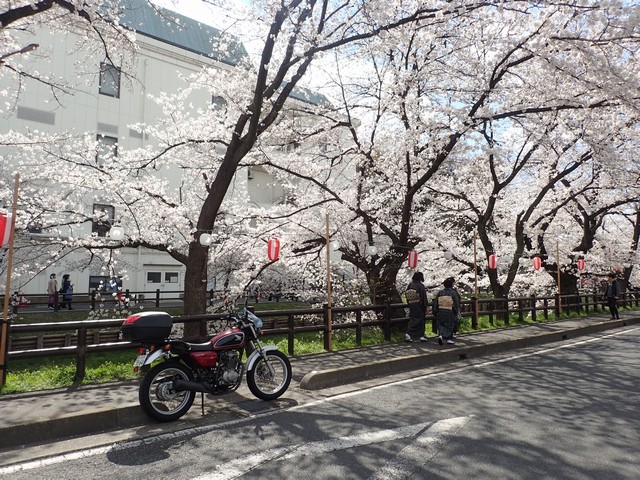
[170,339,212,352]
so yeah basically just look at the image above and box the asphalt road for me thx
[3,326,639,480]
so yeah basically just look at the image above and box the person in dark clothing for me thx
[605,273,620,319]
[404,271,428,343]
[433,277,460,345]
[59,274,74,310]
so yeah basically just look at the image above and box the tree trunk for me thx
[363,253,406,324]
[182,242,209,340]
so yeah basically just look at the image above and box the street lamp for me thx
[108,226,124,240]
[199,233,212,246]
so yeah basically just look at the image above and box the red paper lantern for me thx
[533,256,541,270]
[267,237,280,261]
[0,213,12,248]
[488,254,497,269]
[577,258,585,271]
[407,250,418,269]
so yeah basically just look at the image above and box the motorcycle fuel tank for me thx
[211,329,245,350]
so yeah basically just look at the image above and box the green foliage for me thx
[2,350,139,394]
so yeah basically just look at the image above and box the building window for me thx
[99,62,121,98]
[96,134,118,166]
[92,204,115,237]
[165,272,179,284]
[147,272,162,283]
[211,95,227,111]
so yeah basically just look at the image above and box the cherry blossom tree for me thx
[258,1,640,306]
[2,0,639,341]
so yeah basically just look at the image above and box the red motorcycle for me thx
[121,306,291,422]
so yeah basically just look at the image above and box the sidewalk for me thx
[0,313,638,452]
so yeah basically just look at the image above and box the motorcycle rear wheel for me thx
[139,360,196,422]
[246,350,292,401]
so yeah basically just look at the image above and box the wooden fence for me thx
[4,291,640,381]
[2,288,226,311]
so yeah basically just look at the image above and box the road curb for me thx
[0,404,146,450]
[299,317,640,390]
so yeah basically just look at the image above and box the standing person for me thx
[10,291,20,317]
[605,273,620,319]
[47,273,58,310]
[59,274,74,310]
[433,277,460,345]
[404,271,428,343]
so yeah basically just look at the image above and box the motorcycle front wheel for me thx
[139,360,196,422]
[246,350,292,401]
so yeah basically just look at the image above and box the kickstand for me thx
[201,392,204,415]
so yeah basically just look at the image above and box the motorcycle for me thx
[120,305,292,422]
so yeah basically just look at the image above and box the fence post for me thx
[517,298,523,323]
[323,303,330,351]
[488,299,494,326]
[531,294,537,322]
[355,309,362,346]
[504,296,510,326]
[91,290,96,311]
[471,296,478,330]
[74,326,87,383]
[555,293,561,319]
[287,314,295,356]
[384,303,391,341]
[584,293,590,314]
[543,297,549,319]
[155,289,160,308]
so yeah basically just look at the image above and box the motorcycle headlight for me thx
[245,309,263,329]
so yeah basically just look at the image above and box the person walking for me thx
[47,273,58,310]
[404,271,429,343]
[433,277,460,345]
[605,273,620,319]
[59,274,74,310]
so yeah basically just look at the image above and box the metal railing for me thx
[4,291,640,381]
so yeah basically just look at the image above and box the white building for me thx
[0,0,331,298]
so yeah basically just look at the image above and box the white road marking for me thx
[0,326,636,477]
[193,416,474,480]
[368,415,473,480]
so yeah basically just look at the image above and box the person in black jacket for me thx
[433,277,460,345]
[59,274,74,310]
[404,271,428,342]
[605,273,620,319]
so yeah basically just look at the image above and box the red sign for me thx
[577,258,585,271]
[533,256,541,270]
[488,254,497,269]
[407,250,418,269]
[267,237,280,261]
[0,213,12,248]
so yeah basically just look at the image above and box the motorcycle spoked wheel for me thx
[246,350,292,401]
[139,360,196,422]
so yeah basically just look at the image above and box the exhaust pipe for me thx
[173,378,215,394]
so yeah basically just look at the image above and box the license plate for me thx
[133,354,147,367]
